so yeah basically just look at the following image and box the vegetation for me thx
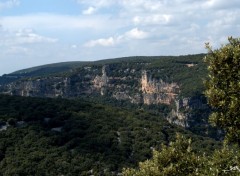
[0,95,220,175]
[145,54,207,97]
[123,37,240,175]
[0,54,207,97]
[0,54,216,141]
[0,61,89,86]
[1,50,237,175]
[11,61,88,76]
[204,37,240,144]
[122,135,240,176]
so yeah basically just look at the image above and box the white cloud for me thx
[85,37,115,47]
[84,28,149,47]
[0,28,57,46]
[77,0,115,8]
[77,0,118,16]
[121,0,164,12]
[203,0,240,9]
[82,6,96,15]
[133,14,172,25]
[78,0,164,12]
[0,13,119,32]
[0,0,20,10]
[14,29,58,44]
[125,28,149,39]
[1,0,240,75]
[0,26,58,61]
[6,46,29,55]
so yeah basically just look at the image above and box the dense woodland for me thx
[122,37,240,175]
[0,42,239,175]
[0,95,220,175]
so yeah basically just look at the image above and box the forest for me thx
[0,38,239,175]
[0,94,220,175]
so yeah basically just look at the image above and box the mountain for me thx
[0,61,89,85]
[0,94,221,175]
[0,54,221,138]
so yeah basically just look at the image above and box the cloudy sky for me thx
[0,0,239,75]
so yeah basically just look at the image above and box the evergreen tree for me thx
[122,134,240,176]
[122,37,240,175]
[204,37,240,144]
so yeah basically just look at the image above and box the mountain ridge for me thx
[0,54,220,139]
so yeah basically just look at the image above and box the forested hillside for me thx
[0,54,218,139]
[122,37,240,176]
[0,95,220,175]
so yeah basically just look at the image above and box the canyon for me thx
[0,55,220,138]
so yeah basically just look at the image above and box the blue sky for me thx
[0,0,240,75]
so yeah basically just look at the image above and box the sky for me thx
[0,0,239,75]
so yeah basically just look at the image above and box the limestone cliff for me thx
[141,70,180,105]
[2,66,183,106]
[167,96,210,128]
[0,64,210,131]
[93,66,108,95]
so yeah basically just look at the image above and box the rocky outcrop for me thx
[113,92,141,104]
[93,66,108,95]
[2,67,181,106]
[167,96,210,128]
[141,70,180,105]
[168,109,189,127]
[167,99,190,128]
[0,65,211,130]
[6,77,66,97]
[4,75,92,98]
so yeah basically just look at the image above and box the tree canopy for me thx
[122,134,240,176]
[204,37,240,144]
[122,37,240,175]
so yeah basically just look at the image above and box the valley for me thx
[0,54,224,175]
[0,54,220,138]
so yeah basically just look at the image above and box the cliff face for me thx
[0,64,210,130]
[4,75,91,98]
[141,70,179,105]
[93,66,108,95]
[5,77,67,97]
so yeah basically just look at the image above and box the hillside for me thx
[0,55,206,92]
[0,54,221,139]
[0,95,221,175]
[11,61,89,75]
[0,61,89,85]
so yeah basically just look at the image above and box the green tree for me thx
[122,38,240,175]
[204,37,240,144]
[122,134,205,176]
[7,118,17,126]
[122,135,240,176]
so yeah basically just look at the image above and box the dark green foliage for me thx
[0,61,89,86]
[204,37,240,144]
[1,54,208,98]
[0,95,220,175]
[123,38,240,176]
[7,118,17,126]
[0,74,21,85]
[11,61,88,76]
[122,135,240,176]
[145,54,207,97]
